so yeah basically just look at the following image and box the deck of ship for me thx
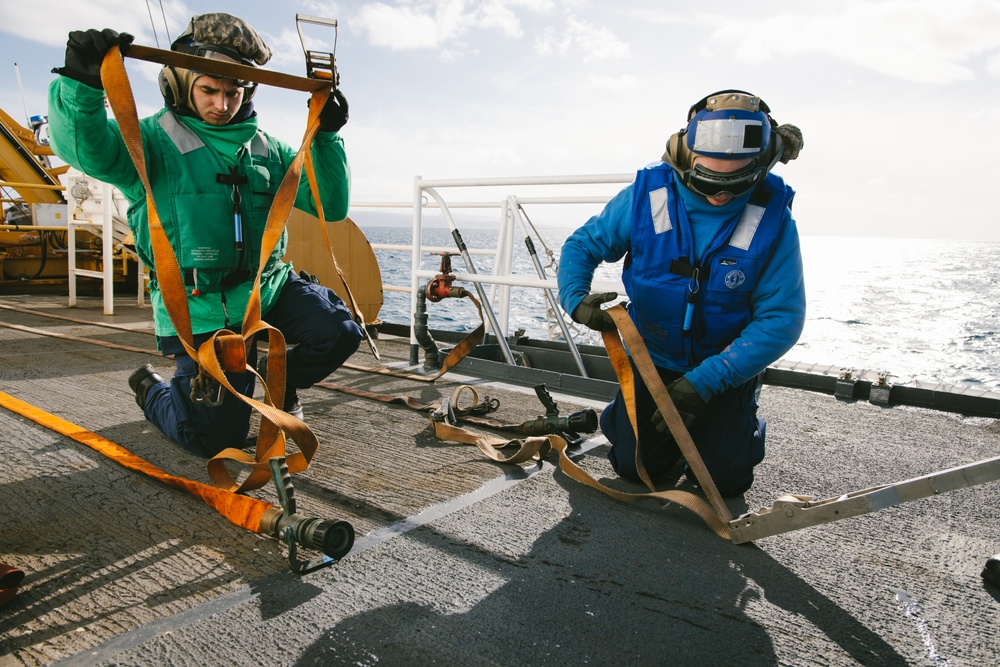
[1,293,998,666]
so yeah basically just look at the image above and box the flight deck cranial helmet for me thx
[158,12,272,119]
[662,90,783,199]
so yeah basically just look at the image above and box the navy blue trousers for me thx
[600,363,766,497]
[142,271,364,457]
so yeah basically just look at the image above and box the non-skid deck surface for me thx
[1,295,998,667]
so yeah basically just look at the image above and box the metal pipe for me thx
[422,186,517,366]
[409,176,424,365]
[0,182,65,191]
[506,197,588,378]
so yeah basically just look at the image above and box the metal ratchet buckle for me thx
[189,373,224,407]
[431,396,456,424]
[296,14,339,83]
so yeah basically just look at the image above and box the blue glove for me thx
[55,29,134,90]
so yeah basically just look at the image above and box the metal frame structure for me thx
[354,173,634,369]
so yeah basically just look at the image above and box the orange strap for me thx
[539,305,732,540]
[302,144,381,360]
[603,305,732,524]
[429,386,555,464]
[0,390,273,533]
[126,44,330,92]
[100,46,330,492]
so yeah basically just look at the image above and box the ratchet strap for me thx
[101,45,328,492]
[598,304,731,537]
[302,148,381,361]
[429,385,557,464]
[0,390,274,532]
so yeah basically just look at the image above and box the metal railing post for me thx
[423,187,517,366]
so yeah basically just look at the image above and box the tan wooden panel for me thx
[284,210,383,323]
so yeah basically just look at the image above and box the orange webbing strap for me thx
[432,292,486,380]
[430,386,556,464]
[100,47,329,492]
[548,435,730,539]
[0,390,274,534]
[515,305,731,540]
[303,146,380,361]
[126,44,330,93]
[603,304,733,524]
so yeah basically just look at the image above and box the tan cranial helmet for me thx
[662,89,801,199]
[158,12,271,113]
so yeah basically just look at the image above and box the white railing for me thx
[352,173,633,370]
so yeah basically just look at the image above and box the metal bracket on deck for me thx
[835,368,858,400]
[868,371,895,406]
[728,455,1000,544]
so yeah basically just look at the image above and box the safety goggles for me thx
[176,41,257,88]
[685,109,770,160]
[681,160,764,199]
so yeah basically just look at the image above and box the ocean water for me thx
[359,225,1000,390]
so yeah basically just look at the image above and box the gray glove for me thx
[570,292,618,332]
[651,377,706,434]
[776,124,803,163]
[55,28,134,90]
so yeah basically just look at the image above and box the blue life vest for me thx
[622,163,794,369]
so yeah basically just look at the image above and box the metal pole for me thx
[423,187,517,366]
[507,197,589,378]
[409,176,424,365]
[101,183,114,315]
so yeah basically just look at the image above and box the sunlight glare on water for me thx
[364,225,1000,390]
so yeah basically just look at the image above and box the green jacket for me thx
[47,77,350,339]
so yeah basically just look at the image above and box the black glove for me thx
[55,29,134,90]
[570,292,618,332]
[318,89,349,132]
[651,377,706,434]
[776,123,803,163]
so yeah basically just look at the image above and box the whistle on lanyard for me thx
[682,267,700,335]
[216,170,248,251]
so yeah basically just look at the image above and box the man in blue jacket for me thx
[557,90,806,496]
[48,13,364,457]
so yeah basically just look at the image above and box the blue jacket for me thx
[557,163,806,400]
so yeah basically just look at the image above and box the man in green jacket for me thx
[48,13,363,457]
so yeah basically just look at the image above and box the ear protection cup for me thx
[158,66,183,109]
[661,130,692,171]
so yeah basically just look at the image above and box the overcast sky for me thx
[3,0,1000,241]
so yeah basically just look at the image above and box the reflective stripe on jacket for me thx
[623,164,794,370]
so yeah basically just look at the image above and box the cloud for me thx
[1,0,189,48]
[351,0,525,51]
[702,0,1000,85]
[583,73,637,92]
[534,17,630,62]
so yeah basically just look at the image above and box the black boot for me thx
[128,363,165,410]
[984,554,1000,587]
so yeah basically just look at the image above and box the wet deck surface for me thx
[1,295,998,666]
